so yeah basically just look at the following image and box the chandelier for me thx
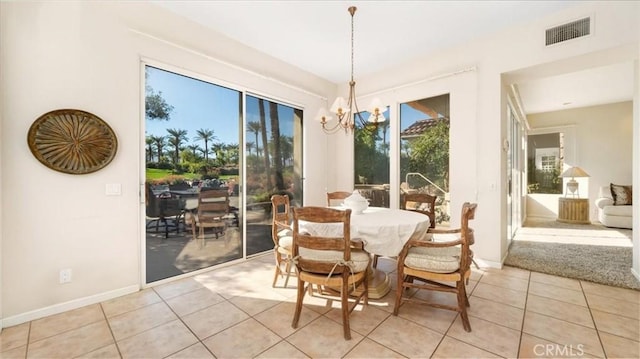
[315,6,386,134]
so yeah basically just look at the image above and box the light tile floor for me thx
[1,255,639,358]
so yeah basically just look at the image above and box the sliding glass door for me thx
[144,65,242,283]
[245,95,303,256]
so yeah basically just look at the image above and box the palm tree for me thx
[225,143,239,166]
[194,129,216,163]
[278,135,293,166]
[258,99,272,189]
[145,136,155,162]
[269,101,284,190]
[247,121,261,158]
[166,128,188,166]
[246,141,254,157]
[186,144,202,160]
[150,135,166,163]
[211,142,224,166]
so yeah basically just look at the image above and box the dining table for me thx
[298,206,431,298]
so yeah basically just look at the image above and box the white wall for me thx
[526,102,633,221]
[0,1,333,325]
[1,1,639,326]
[333,2,639,266]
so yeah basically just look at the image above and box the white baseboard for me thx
[632,267,640,283]
[475,257,503,269]
[1,285,139,328]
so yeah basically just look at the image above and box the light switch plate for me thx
[106,183,122,196]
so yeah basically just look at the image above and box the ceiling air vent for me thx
[546,17,591,46]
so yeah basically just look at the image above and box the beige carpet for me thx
[505,220,639,290]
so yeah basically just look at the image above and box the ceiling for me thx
[152,0,634,115]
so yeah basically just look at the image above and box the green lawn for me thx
[145,169,199,181]
[145,168,237,182]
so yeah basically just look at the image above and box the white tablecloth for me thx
[298,207,430,257]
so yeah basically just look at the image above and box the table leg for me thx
[351,262,391,299]
[367,267,391,299]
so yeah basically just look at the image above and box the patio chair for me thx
[145,183,183,238]
[270,194,294,287]
[190,189,230,247]
[291,206,370,340]
[393,202,477,332]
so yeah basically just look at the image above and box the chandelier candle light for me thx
[560,166,590,197]
[316,6,386,134]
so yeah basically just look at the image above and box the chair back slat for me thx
[296,234,346,251]
[401,193,437,228]
[326,191,351,207]
[197,189,229,218]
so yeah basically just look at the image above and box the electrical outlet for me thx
[59,268,72,284]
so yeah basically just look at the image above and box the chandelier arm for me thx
[321,120,351,134]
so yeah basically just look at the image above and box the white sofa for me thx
[595,185,633,229]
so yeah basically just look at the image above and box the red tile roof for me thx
[400,117,449,138]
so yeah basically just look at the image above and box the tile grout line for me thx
[432,270,484,358]
[580,280,609,358]
[516,269,531,359]
[25,321,32,358]
[99,302,124,358]
[150,286,217,358]
[468,269,526,358]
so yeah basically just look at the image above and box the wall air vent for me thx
[545,17,591,46]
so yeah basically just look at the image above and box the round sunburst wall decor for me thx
[27,109,118,174]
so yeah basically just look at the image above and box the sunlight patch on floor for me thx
[515,220,633,247]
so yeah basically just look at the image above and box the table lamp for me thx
[560,166,590,197]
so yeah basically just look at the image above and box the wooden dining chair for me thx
[401,192,437,229]
[291,206,370,340]
[370,192,438,268]
[393,202,477,332]
[270,194,294,288]
[190,189,230,247]
[326,191,351,207]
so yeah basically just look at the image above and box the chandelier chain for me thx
[351,8,355,82]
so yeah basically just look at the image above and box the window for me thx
[541,155,557,171]
[527,133,563,194]
[399,94,450,225]
[353,108,390,207]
